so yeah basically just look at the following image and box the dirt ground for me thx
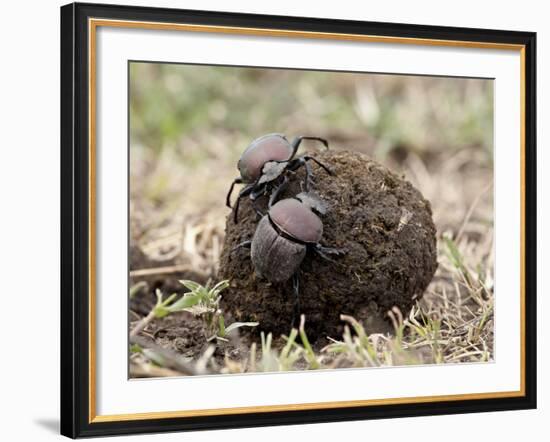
[219,150,437,340]
[128,65,494,376]
[129,144,493,375]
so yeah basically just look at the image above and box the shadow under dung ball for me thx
[219,150,437,341]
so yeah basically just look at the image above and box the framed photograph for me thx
[60,2,537,438]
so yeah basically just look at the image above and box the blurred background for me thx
[129,61,495,371]
[129,62,493,281]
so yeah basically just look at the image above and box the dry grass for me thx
[128,63,494,376]
[129,149,494,375]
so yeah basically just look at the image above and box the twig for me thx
[130,335,208,376]
[130,310,156,338]
[130,264,208,278]
[455,182,493,242]
[130,363,185,378]
[129,281,148,299]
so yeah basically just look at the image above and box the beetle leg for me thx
[250,198,265,220]
[313,248,336,263]
[249,183,265,199]
[250,184,268,219]
[303,155,334,176]
[303,161,314,191]
[226,177,243,208]
[231,240,252,253]
[233,183,255,223]
[292,273,301,327]
[319,245,346,255]
[287,158,314,191]
[313,244,346,262]
[268,175,289,208]
[289,136,329,161]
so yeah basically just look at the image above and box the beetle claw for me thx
[314,244,346,262]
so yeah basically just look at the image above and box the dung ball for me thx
[219,150,437,341]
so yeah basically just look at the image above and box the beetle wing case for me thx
[237,134,292,182]
[269,199,323,243]
[251,216,306,283]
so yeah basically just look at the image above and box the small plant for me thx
[130,279,258,342]
[176,279,258,341]
[297,315,321,369]
[130,342,168,367]
[129,281,148,299]
[443,236,473,287]
[322,310,424,367]
[323,315,381,367]
[253,328,304,372]
[246,315,320,373]
[405,306,443,364]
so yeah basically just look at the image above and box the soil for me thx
[129,244,209,316]
[148,312,208,358]
[218,150,438,342]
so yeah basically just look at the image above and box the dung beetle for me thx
[226,133,333,223]
[233,188,344,320]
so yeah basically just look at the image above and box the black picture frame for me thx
[60,2,537,438]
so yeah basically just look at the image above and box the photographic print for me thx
[61,4,535,436]
[128,63,494,377]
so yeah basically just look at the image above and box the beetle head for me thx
[296,191,329,216]
[258,160,289,185]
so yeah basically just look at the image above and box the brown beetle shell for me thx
[269,199,323,244]
[237,134,292,182]
[251,216,306,283]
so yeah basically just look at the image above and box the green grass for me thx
[130,229,494,375]
[128,62,494,377]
